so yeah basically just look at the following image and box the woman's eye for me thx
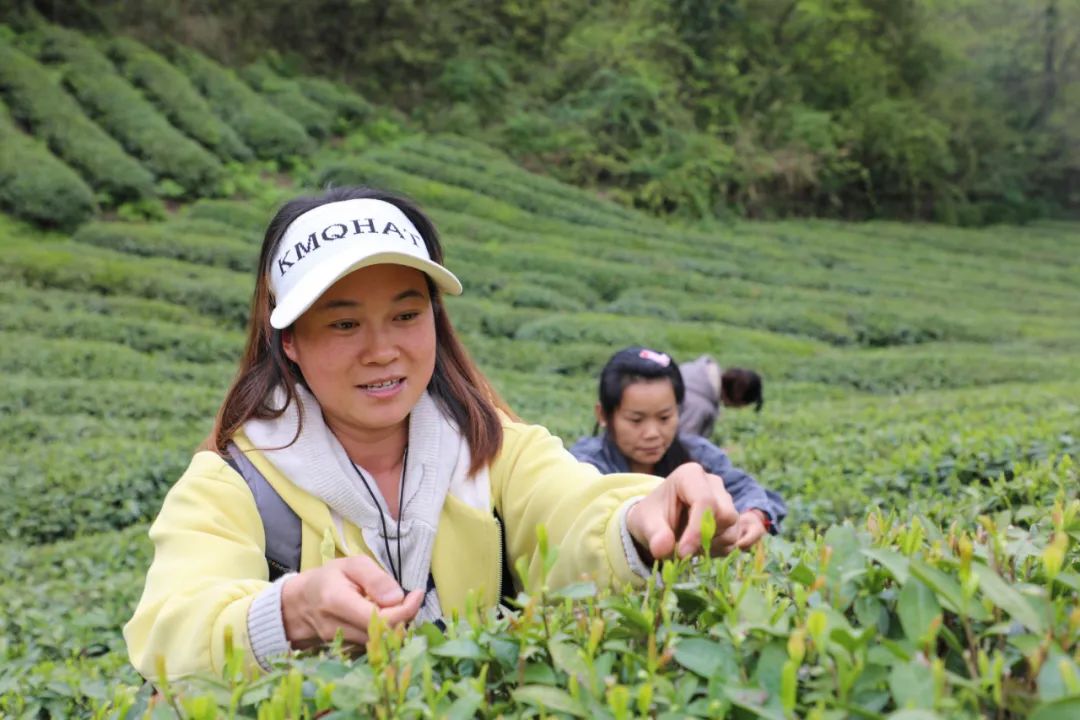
[330,320,356,330]
[397,311,420,321]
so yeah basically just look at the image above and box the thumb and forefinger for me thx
[677,472,738,557]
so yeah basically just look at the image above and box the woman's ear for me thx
[281,328,298,364]
[594,402,606,428]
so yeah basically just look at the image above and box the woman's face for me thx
[282,263,437,443]
[607,378,679,474]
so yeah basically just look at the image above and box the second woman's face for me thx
[609,379,679,474]
[282,263,437,442]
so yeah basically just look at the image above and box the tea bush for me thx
[241,62,337,138]
[0,303,242,363]
[0,236,252,326]
[172,46,315,162]
[183,198,273,235]
[295,76,373,123]
[0,280,217,329]
[73,219,258,272]
[95,458,1079,720]
[0,134,1077,718]
[106,37,253,163]
[0,434,199,543]
[0,38,154,203]
[0,333,234,386]
[0,100,96,229]
[0,375,219,422]
[35,27,224,197]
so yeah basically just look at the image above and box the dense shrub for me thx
[73,219,258,272]
[34,27,223,197]
[93,457,1080,720]
[240,61,337,138]
[0,238,253,327]
[0,375,220,422]
[106,36,252,162]
[0,435,198,544]
[0,38,154,203]
[492,281,584,312]
[0,333,233,386]
[367,142,649,232]
[0,303,243,363]
[183,198,270,234]
[0,101,96,229]
[171,46,314,162]
[0,121,1078,718]
[788,344,1080,394]
[0,280,216,329]
[295,75,372,122]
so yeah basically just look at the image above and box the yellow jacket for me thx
[124,419,659,680]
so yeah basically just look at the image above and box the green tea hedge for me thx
[172,46,314,162]
[0,39,154,203]
[73,219,258,272]
[241,62,337,138]
[36,27,224,198]
[0,100,96,229]
[96,458,1079,719]
[297,75,373,122]
[107,37,252,163]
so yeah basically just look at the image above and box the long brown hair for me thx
[208,186,510,474]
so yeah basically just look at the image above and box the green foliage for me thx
[0,99,96,229]
[30,27,224,198]
[0,235,252,327]
[106,36,253,162]
[295,75,372,123]
[240,62,337,138]
[182,198,270,235]
[0,37,154,203]
[11,1,1076,222]
[0,133,1077,717]
[94,458,1079,719]
[72,219,259,272]
[171,45,315,162]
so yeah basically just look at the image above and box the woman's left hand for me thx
[735,510,769,549]
[626,462,740,561]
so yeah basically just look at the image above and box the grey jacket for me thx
[679,355,721,437]
[569,433,786,531]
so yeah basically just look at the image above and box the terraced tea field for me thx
[0,21,1077,720]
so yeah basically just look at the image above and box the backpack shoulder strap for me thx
[223,442,302,581]
[493,509,516,607]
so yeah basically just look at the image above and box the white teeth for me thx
[362,379,399,390]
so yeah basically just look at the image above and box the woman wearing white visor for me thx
[125,187,742,679]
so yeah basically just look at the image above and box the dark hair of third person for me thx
[722,368,764,412]
[595,346,693,476]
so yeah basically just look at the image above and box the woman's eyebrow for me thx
[393,289,427,302]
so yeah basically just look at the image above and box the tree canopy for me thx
[6,0,1077,224]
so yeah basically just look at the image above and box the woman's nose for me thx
[359,326,398,365]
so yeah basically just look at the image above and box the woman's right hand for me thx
[280,556,424,649]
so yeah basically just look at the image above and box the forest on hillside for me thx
[4,0,1077,226]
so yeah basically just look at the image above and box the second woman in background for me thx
[572,347,786,550]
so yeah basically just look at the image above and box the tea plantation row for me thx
[0,22,374,228]
[0,133,1077,717]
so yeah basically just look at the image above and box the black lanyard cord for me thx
[350,447,409,592]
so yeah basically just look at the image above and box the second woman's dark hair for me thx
[595,346,691,476]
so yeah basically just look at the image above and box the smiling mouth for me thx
[358,378,404,390]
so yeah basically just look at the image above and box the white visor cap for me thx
[268,198,462,329]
